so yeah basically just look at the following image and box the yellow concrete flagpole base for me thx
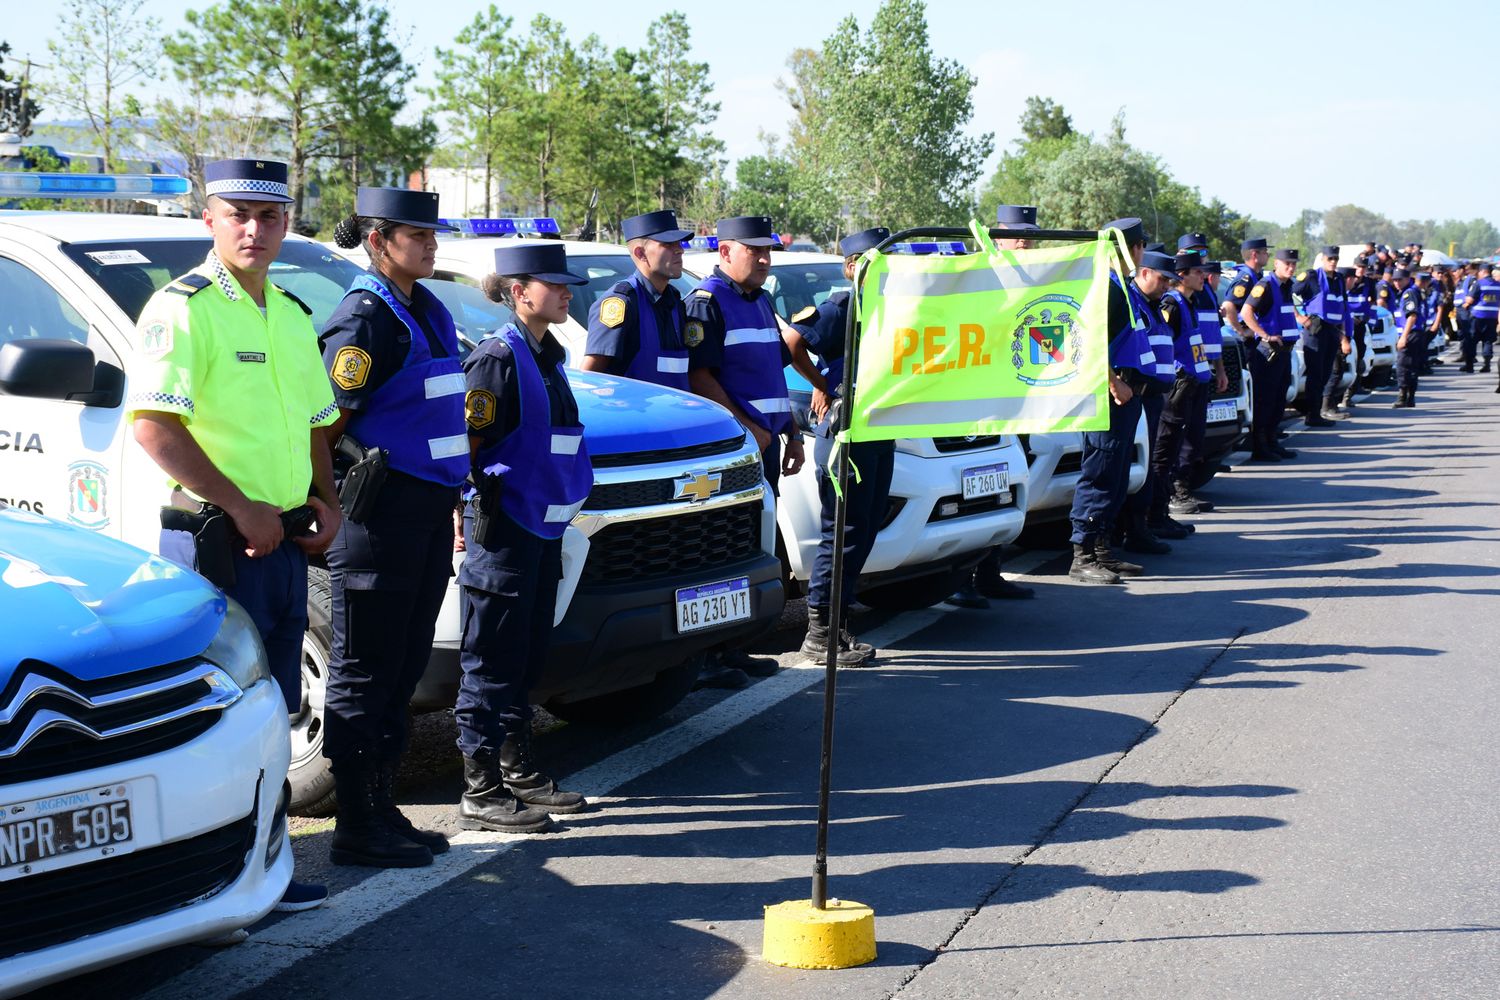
[761,899,877,969]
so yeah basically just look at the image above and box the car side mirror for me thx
[0,339,101,401]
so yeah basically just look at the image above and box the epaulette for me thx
[791,305,817,324]
[164,273,212,297]
[273,283,313,316]
[692,289,714,299]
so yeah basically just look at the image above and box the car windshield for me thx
[563,254,697,329]
[418,278,513,348]
[765,261,849,320]
[58,238,366,330]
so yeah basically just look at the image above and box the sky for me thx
[5,0,1492,226]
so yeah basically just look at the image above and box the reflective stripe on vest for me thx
[342,274,470,487]
[1107,271,1153,374]
[1132,279,1176,381]
[1192,286,1222,359]
[1169,290,1213,382]
[475,324,593,539]
[1473,278,1500,318]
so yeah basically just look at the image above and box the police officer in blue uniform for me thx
[1167,234,1229,516]
[455,242,593,833]
[1121,247,1190,549]
[1454,262,1478,372]
[319,187,464,867]
[1392,267,1423,407]
[1417,270,1440,376]
[952,204,1038,606]
[1151,251,1215,529]
[1240,248,1301,461]
[1336,263,1366,411]
[1291,245,1351,425]
[784,227,893,666]
[686,215,804,490]
[1068,218,1150,585]
[580,209,694,387]
[1462,261,1499,379]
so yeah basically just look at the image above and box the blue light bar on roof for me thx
[0,172,191,200]
[684,235,718,251]
[889,241,969,255]
[438,217,561,236]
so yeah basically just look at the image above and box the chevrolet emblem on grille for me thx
[673,471,722,502]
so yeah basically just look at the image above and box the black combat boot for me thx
[973,554,1034,600]
[1093,537,1142,577]
[376,753,448,855]
[330,752,434,868]
[1249,430,1282,463]
[499,729,588,814]
[945,569,990,609]
[1167,482,1210,515]
[1068,538,1121,585]
[459,751,553,833]
[801,606,874,666]
[1480,358,1491,373]
[1123,512,1174,552]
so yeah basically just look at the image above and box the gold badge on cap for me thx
[466,389,496,429]
[331,346,372,390]
[685,320,705,347]
[599,296,626,328]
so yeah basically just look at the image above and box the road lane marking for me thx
[143,607,954,1000]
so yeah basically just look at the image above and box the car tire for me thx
[546,654,704,727]
[289,567,338,817]
[857,567,967,610]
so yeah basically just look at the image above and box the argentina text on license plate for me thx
[675,577,752,634]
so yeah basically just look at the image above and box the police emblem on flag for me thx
[1010,295,1083,388]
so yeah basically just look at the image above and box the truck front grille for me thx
[583,462,763,511]
[580,501,762,584]
[1214,340,1244,399]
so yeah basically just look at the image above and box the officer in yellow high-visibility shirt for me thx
[128,157,341,918]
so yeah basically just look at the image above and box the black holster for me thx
[335,434,388,523]
[469,475,503,548]
[160,504,238,589]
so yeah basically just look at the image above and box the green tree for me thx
[40,0,160,170]
[1,41,42,137]
[1322,204,1398,247]
[732,140,838,246]
[977,96,1084,223]
[1018,96,1073,142]
[638,13,721,210]
[426,5,519,217]
[1030,132,1158,233]
[802,0,994,232]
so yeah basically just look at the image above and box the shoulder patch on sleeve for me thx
[598,295,627,328]
[1295,271,1307,282]
[1231,284,1247,298]
[138,321,173,357]
[331,346,373,390]
[273,283,313,315]
[1250,285,1264,299]
[685,320,705,347]
[165,273,211,297]
[465,389,496,429]
[791,305,817,324]
[692,289,714,299]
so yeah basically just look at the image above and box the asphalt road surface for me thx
[42,364,1500,999]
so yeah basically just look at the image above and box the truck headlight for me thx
[202,598,272,691]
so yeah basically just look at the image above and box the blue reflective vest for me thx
[1346,282,1368,325]
[1167,290,1213,383]
[1255,277,1300,342]
[1304,268,1348,326]
[1191,285,1223,360]
[473,325,593,539]
[1456,276,1476,317]
[696,273,793,434]
[1108,272,1154,374]
[343,275,469,487]
[1132,279,1177,382]
[622,273,691,391]
[1471,276,1500,319]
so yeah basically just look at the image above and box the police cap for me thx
[1174,251,1207,272]
[1274,248,1299,263]
[1393,267,1410,279]
[1145,242,1167,254]
[716,216,778,247]
[1104,217,1146,245]
[839,227,890,257]
[1321,245,1340,259]
[354,186,456,231]
[622,210,693,243]
[492,242,587,285]
[204,158,292,203]
[995,204,1039,230]
[1140,249,1179,278]
[1337,266,1357,277]
[1241,237,1270,251]
[1178,232,1209,251]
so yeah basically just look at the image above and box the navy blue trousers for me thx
[454,508,562,758]
[1069,392,1142,545]
[1247,347,1290,442]
[159,531,307,713]
[323,474,457,761]
[1174,379,1211,483]
[1120,390,1163,520]
[807,425,894,611]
